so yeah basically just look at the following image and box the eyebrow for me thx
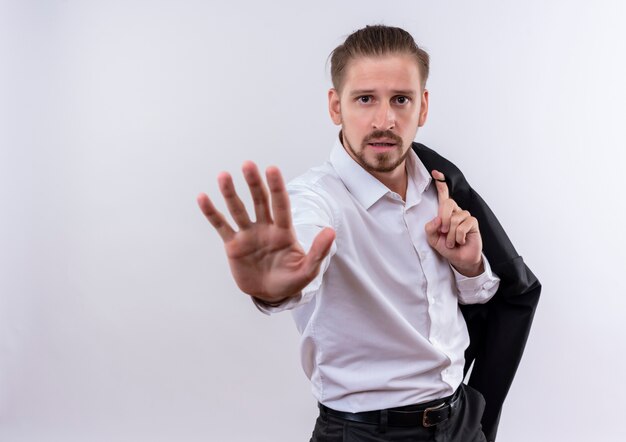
[349,89,417,98]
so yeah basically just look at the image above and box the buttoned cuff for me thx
[451,253,500,305]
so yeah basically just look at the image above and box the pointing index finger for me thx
[431,170,449,201]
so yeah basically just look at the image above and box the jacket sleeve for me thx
[460,187,541,442]
[412,142,541,442]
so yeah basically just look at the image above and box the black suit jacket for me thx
[412,142,541,442]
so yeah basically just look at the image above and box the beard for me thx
[343,130,410,173]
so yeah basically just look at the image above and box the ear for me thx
[418,89,429,127]
[328,88,342,126]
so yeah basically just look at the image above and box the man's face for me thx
[328,54,429,175]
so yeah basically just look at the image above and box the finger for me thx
[196,193,236,242]
[217,172,253,229]
[301,227,336,280]
[425,216,442,247]
[266,166,292,229]
[456,216,479,246]
[431,170,450,201]
[242,161,272,224]
[447,210,470,248]
[438,199,458,234]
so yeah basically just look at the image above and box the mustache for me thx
[363,130,403,145]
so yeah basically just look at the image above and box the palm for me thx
[198,161,335,303]
[428,228,482,269]
[225,224,307,298]
[426,170,484,277]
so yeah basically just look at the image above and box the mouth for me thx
[367,141,398,150]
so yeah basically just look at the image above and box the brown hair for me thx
[329,25,430,94]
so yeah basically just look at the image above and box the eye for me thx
[357,96,372,104]
[394,96,410,105]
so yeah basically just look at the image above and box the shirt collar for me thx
[404,145,433,209]
[329,132,432,210]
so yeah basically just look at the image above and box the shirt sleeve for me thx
[252,183,337,314]
[450,253,500,305]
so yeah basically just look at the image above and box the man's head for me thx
[328,25,430,178]
[330,25,430,95]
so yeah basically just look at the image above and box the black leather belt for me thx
[319,387,462,428]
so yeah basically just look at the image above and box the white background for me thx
[2,1,625,441]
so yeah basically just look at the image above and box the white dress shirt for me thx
[255,137,500,412]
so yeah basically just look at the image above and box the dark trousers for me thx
[310,384,487,442]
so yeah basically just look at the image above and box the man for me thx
[197,25,540,442]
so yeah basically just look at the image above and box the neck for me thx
[370,163,408,201]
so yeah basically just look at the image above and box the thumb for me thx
[425,216,442,246]
[301,227,336,280]
[307,227,336,262]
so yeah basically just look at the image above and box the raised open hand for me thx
[424,170,484,277]
[197,161,336,304]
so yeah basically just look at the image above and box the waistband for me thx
[318,385,464,428]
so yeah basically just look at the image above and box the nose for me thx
[372,102,396,130]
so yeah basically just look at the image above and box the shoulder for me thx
[288,161,341,189]
[287,161,347,202]
[286,162,343,225]
[412,142,471,197]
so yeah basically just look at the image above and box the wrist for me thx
[253,294,292,307]
[451,257,484,277]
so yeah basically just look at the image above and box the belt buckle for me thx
[422,402,446,428]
